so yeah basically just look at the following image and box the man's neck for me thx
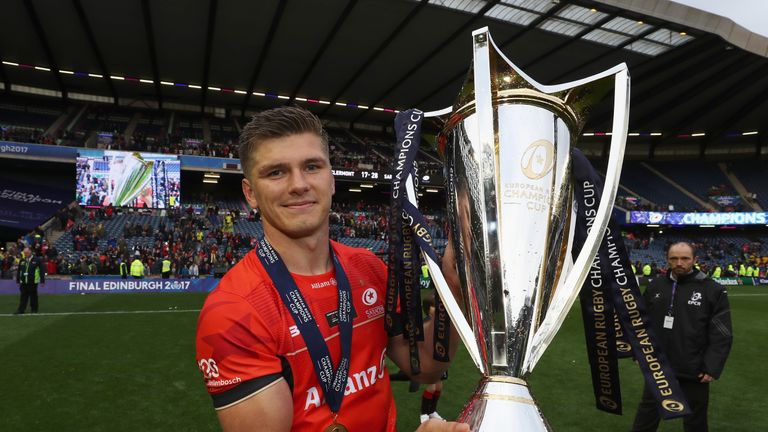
[263,227,331,275]
[670,268,695,281]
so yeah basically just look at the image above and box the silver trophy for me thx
[407,28,630,430]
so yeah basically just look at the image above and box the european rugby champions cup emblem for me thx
[421,27,630,430]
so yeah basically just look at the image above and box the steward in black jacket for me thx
[632,241,732,432]
[643,269,732,380]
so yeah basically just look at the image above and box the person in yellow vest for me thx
[738,263,746,277]
[120,259,128,279]
[746,265,754,278]
[15,247,45,314]
[162,257,172,279]
[420,263,432,289]
[711,266,722,279]
[130,253,145,279]
[726,264,736,277]
[642,263,652,277]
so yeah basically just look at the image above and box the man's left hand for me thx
[698,373,714,383]
[416,419,470,432]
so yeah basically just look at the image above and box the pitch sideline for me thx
[0,308,201,317]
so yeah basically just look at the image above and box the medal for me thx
[324,423,348,432]
[324,414,348,432]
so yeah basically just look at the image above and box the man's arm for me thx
[387,236,464,383]
[216,378,293,432]
[702,284,733,379]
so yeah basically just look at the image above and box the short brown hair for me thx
[238,106,329,179]
[667,241,696,257]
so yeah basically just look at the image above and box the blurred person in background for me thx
[15,247,45,315]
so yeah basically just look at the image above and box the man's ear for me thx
[242,178,259,211]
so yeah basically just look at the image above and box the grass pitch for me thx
[0,286,765,431]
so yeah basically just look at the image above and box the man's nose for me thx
[288,169,310,192]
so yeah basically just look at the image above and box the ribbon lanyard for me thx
[667,281,678,317]
[255,238,353,414]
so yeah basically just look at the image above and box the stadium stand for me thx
[619,161,704,211]
[725,160,768,210]
[649,161,732,209]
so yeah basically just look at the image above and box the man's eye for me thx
[306,164,319,171]
[267,170,282,177]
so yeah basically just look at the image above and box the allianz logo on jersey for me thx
[688,291,702,306]
[304,348,387,410]
[310,277,337,289]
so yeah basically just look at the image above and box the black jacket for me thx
[644,270,732,380]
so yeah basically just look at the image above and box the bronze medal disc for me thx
[324,423,348,432]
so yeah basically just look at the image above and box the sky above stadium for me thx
[674,0,768,37]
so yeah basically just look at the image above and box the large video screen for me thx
[76,150,181,208]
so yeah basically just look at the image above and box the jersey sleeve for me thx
[703,283,733,379]
[195,290,285,410]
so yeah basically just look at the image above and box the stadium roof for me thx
[1,0,766,149]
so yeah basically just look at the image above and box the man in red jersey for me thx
[196,106,468,432]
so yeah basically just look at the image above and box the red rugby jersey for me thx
[196,241,396,431]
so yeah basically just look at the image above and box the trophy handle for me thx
[523,67,630,374]
[403,171,486,372]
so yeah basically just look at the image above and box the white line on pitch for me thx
[728,293,768,297]
[0,309,201,317]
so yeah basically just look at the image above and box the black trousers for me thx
[631,378,710,432]
[17,283,39,314]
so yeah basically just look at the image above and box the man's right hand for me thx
[416,419,470,432]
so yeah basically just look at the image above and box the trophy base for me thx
[457,376,552,431]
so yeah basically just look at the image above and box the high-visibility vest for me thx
[642,264,651,276]
[739,264,746,276]
[131,259,144,277]
[120,262,128,276]
[747,266,754,277]
[162,259,172,273]
[19,258,41,284]
[421,264,429,279]
[712,266,722,278]
[631,264,636,274]
[728,264,735,273]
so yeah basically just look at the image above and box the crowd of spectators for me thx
[103,132,240,159]
[329,202,447,243]
[623,230,767,277]
[1,125,84,147]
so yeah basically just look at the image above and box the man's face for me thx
[23,248,31,258]
[667,244,696,278]
[241,132,334,240]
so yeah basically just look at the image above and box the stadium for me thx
[0,0,766,431]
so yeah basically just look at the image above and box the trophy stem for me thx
[457,376,553,431]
